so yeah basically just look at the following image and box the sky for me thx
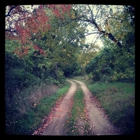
[85,27,103,47]
[84,5,123,47]
[6,5,123,48]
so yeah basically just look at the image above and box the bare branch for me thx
[87,5,94,21]
[77,14,123,48]
[5,29,17,33]
[5,5,18,17]
[85,32,100,36]
[95,5,101,20]
[91,34,101,45]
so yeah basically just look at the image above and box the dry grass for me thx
[5,82,59,134]
[86,82,135,135]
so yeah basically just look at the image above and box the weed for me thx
[65,85,91,135]
[86,81,135,135]
[5,81,70,135]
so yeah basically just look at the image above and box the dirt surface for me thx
[33,80,77,135]
[74,80,121,135]
[33,79,121,136]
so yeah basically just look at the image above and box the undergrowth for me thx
[86,81,135,135]
[5,81,70,135]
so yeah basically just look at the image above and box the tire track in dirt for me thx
[36,80,77,135]
[73,80,121,135]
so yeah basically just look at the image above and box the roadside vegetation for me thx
[72,76,135,135]
[5,82,70,135]
[5,5,135,135]
[87,82,135,135]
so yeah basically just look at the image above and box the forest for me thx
[5,5,135,135]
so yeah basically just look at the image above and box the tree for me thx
[69,5,134,49]
[6,4,135,83]
[6,5,135,54]
[85,4,135,82]
[5,5,72,54]
[5,4,86,83]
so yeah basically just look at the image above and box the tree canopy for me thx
[5,4,135,87]
[5,4,135,135]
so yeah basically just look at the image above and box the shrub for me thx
[5,82,60,134]
[92,70,101,82]
[5,68,41,97]
[85,45,135,83]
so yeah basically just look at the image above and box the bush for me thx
[45,77,60,85]
[85,45,135,82]
[5,68,41,97]
[56,70,66,84]
[5,82,70,134]
[92,70,101,82]
[100,74,111,82]
[63,62,82,77]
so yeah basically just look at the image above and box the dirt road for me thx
[74,80,120,135]
[33,79,120,135]
[40,80,76,135]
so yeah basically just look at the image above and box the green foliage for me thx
[63,62,82,77]
[5,4,135,135]
[85,44,135,82]
[5,9,84,135]
[5,40,21,52]
[83,5,135,83]
[5,51,41,97]
[65,86,91,135]
[6,82,70,135]
[87,82,135,134]
[5,4,87,94]
[73,68,82,76]
[5,68,40,94]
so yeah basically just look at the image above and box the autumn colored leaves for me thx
[33,45,47,57]
[13,44,47,58]
[6,5,72,58]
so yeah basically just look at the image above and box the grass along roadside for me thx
[85,80,135,135]
[6,82,71,135]
[72,76,135,134]
[65,83,92,135]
